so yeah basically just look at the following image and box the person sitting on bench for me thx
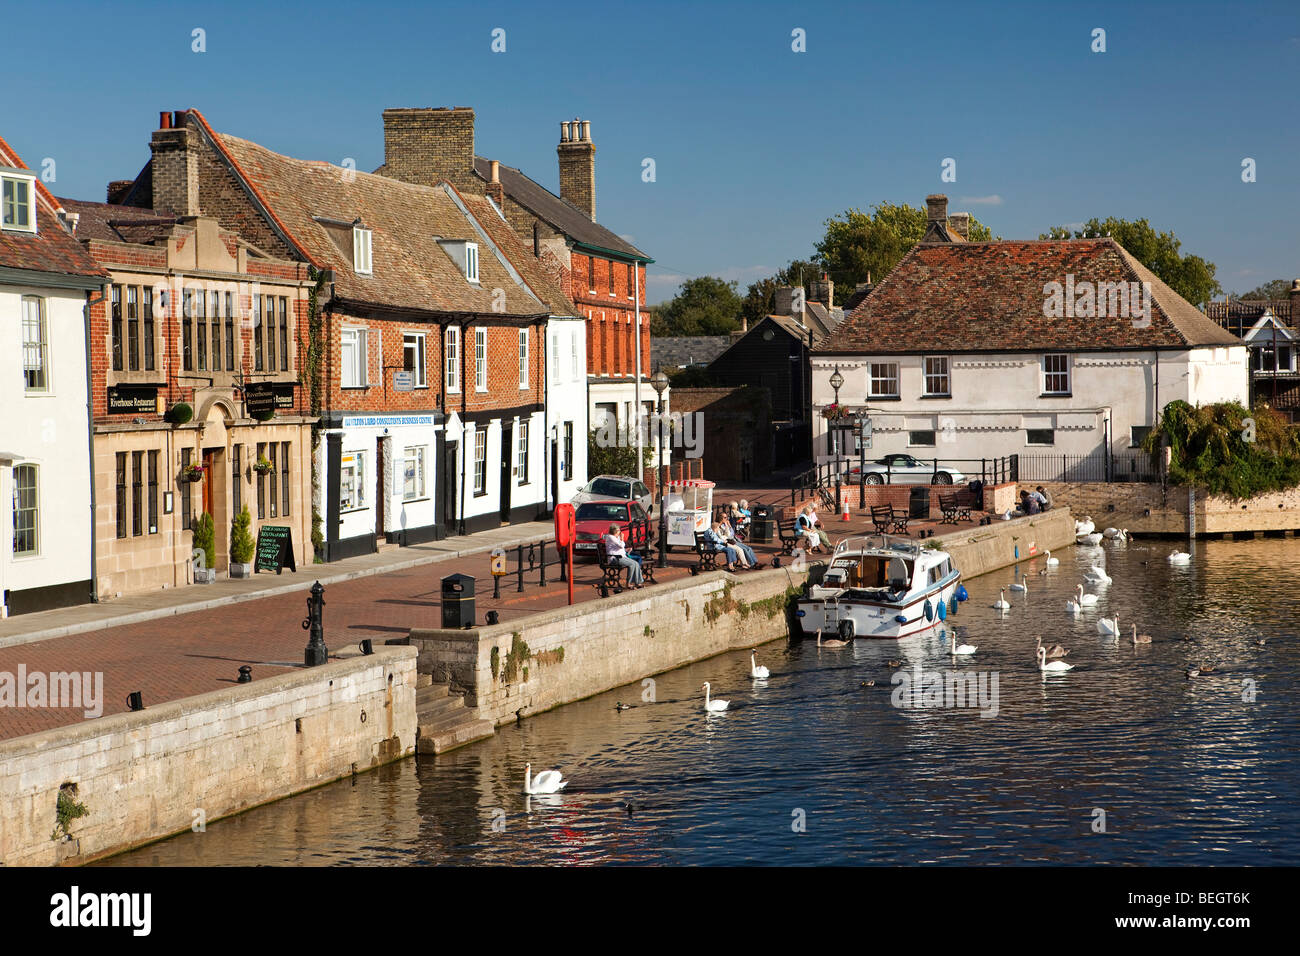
[704,522,751,570]
[603,524,644,589]
[795,505,821,552]
[720,515,759,567]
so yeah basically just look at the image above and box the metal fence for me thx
[1016,452,1161,484]
[791,456,1019,505]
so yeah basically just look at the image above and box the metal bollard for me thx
[539,541,547,586]
[302,580,328,666]
[517,544,525,593]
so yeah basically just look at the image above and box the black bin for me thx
[441,573,476,629]
[909,486,931,520]
[750,504,773,543]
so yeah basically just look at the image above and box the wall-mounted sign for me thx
[341,415,436,429]
[393,370,414,391]
[245,383,296,416]
[106,386,159,414]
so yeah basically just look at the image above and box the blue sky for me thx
[7,0,1299,303]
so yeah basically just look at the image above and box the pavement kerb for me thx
[0,526,556,653]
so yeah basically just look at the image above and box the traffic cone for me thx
[841,494,851,522]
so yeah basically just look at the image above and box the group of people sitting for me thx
[701,511,760,570]
[1016,485,1053,516]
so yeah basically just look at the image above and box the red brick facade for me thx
[570,251,649,378]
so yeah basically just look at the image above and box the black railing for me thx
[1016,452,1161,483]
[793,456,1019,499]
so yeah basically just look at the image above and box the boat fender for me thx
[949,596,958,615]
[1014,545,1020,560]
[924,600,934,622]
[956,585,969,602]
[795,609,806,617]
[838,619,855,641]
[894,614,908,624]
[937,599,947,621]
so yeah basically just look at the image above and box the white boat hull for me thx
[797,577,961,641]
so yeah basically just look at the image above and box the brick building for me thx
[1204,283,1300,421]
[1,133,107,615]
[104,110,581,558]
[374,108,661,473]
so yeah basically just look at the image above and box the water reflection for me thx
[102,538,1300,866]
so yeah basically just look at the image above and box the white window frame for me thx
[922,355,949,397]
[473,429,487,495]
[12,463,39,555]
[341,328,368,388]
[571,330,580,382]
[517,420,529,484]
[475,326,487,392]
[353,227,373,275]
[1,172,37,234]
[22,296,49,392]
[403,445,427,501]
[403,332,427,388]
[1043,353,1070,395]
[465,243,480,283]
[518,328,529,389]
[869,362,900,398]
[445,326,460,392]
[340,451,367,511]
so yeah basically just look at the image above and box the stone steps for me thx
[415,682,496,755]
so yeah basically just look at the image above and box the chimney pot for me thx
[581,120,591,142]
[559,122,569,143]
[489,160,500,183]
[159,111,172,130]
[558,115,597,220]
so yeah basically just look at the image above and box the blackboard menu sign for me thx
[255,525,296,574]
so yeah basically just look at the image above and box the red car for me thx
[573,500,650,557]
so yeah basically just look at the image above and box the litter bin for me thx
[909,486,931,520]
[441,573,476,629]
[750,504,773,543]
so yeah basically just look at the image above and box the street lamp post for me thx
[829,366,844,514]
[651,367,670,568]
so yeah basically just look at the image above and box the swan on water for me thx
[1131,623,1152,645]
[524,762,568,794]
[1103,527,1119,538]
[1084,565,1112,585]
[1075,517,1096,536]
[1036,636,1070,660]
[993,588,1011,610]
[750,652,770,679]
[1066,593,1081,615]
[1009,579,1028,593]
[1079,532,1104,546]
[1075,584,1099,607]
[1097,613,1120,636]
[1043,550,1060,566]
[1168,550,1191,565]
[1038,646,1075,672]
[950,635,978,655]
[817,631,849,648]
[701,681,730,712]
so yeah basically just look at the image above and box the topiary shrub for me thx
[166,402,193,425]
[192,512,215,570]
[230,505,255,565]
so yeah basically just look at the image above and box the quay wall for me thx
[0,647,417,866]
[930,507,1078,579]
[1042,482,1300,537]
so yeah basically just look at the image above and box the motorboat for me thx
[796,534,964,641]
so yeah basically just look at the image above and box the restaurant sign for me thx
[106,386,158,414]
[245,383,297,416]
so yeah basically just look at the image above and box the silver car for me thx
[844,454,967,485]
[571,475,654,514]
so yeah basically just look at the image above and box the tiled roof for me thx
[57,198,175,244]
[651,335,731,368]
[0,135,106,280]
[457,191,577,317]
[471,157,648,261]
[819,238,1241,354]
[210,128,563,318]
[1204,299,1297,337]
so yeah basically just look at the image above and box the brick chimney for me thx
[486,159,504,206]
[1289,279,1300,324]
[150,110,200,217]
[381,107,480,193]
[948,212,970,240]
[809,272,834,309]
[774,286,803,316]
[558,118,596,220]
[926,194,948,224]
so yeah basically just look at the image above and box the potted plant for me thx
[253,455,273,475]
[229,505,255,578]
[181,462,205,483]
[822,402,848,421]
[191,512,216,583]
[166,401,193,425]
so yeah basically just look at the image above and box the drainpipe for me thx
[84,284,109,603]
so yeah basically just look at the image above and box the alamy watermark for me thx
[1044,273,1151,328]
[890,663,999,718]
[593,411,703,459]
[0,666,104,718]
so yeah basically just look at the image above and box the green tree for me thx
[1040,217,1222,307]
[815,202,994,295]
[1234,279,1292,300]
[587,428,652,477]
[741,259,826,323]
[650,276,744,336]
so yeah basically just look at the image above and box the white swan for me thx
[1075,584,1099,607]
[1097,613,1120,636]
[1113,528,1129,543]
[1042,550,1060,566]
[950,634,977,656]
[1075,517,1095,536]
[817,631,849,648]
[750,652,770,679]
[1079,532,1104,546]
[1084,565,1112,585]
[1168,550,1191,565]
[1103,527,1119,538]
[993,588,1011,610]
[1009,578,1028,593]
[1066,593,1081,615]
[1036,636,1070,660]
[1038,646,1074,672]
[524,762,568,794]
[702,681,729,712]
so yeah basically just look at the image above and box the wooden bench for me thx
[595,539,626,594]
[939,492,974,524]
[870,503,909,535]
[775,518,800,555]
[694,533,724,572]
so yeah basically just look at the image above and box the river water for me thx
[102,537,1300,866]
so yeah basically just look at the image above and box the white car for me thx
[844,454,967,486]
[571,475,654,514]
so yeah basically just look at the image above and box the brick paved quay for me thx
[0,483,989,741]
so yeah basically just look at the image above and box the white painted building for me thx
[547,316,589,508]
[1,144,107,615]
[813,200,1249,480]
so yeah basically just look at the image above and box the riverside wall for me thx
[1041,482,1300,537]
[0,647,417,866]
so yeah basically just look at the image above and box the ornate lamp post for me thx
[651,367,670,568]
[828,366,844,512]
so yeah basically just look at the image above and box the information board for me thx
[255,525,296,574]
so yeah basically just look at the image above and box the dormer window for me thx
[353,226,373,275]
[437,238,480,284]
[465,243,479,283]
[2,171,37,234]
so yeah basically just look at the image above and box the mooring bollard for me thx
[516,544,525,593]
[539,541,547,586]
[302,580,328,666]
